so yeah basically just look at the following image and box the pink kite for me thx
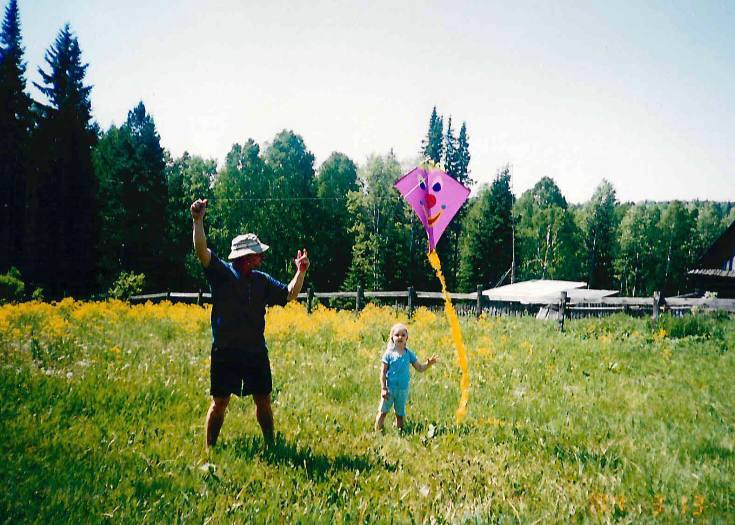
[394,165,470,252]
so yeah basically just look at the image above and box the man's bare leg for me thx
[253,393,275,444]
[206,395,230,449]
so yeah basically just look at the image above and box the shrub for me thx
[0,267,25,302]
[107,271,146,300]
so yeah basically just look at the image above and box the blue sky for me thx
[19,0,735,203]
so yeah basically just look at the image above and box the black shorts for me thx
[210,345,272,398]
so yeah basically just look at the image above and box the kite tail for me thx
[427,250,470,423]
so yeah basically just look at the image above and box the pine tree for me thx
[0,0,32,273]
[420,106,444,164]
[456,122,472,186]
[121,101,167,289]
[458,167,515,291]
[25,24,97,297]
[443,116,458,179]
[437,118,471,289]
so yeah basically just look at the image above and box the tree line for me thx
[1,0,733,300]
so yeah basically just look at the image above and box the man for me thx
[190,198,309,448]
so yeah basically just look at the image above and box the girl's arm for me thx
[412,354,438,372]
[380,362,389,398]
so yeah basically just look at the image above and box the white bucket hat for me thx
[228,233,269,260]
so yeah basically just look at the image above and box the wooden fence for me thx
[130,286,735,328]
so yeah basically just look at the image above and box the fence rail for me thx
[129,288,735,326]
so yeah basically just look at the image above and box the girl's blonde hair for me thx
[386,323,409,352]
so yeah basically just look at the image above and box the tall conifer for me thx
[122,102,167,289]
[444,116,458,179]
[26,24,97,296]
[421,106,444,164]
[0,0,31,273]
[458,167,515,291]
[456,122,472,186]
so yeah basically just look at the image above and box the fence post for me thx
[197,288,202,306]
[356,285,363,313]
[559,291,567,332]
[408,286,415,319]
[476,285,483,319]
[652,291,661,321]
[307,286,314,314]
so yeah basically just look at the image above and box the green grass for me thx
[1,302,733,523]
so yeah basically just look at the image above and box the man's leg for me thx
[206,395,230,448]
[252,393,274,444]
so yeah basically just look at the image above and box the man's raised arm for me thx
[191,199,211,268]
[287,249,310,301]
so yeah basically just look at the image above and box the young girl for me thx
[374,323,438,431]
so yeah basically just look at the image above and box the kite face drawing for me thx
[394,165,470,252]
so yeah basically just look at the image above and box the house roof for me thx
[482,279,619,303]
[688,268,735,279]
[696,219,735,269]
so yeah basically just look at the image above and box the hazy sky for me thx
[20,0,735,203]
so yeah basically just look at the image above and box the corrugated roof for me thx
[688,268,735,279]
[482,279,618,303]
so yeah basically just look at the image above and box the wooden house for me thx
[688,220,735,298]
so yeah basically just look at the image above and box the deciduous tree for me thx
[313,152,358,291]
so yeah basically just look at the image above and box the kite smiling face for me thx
[419,174,446,227]
[394,166,470,252]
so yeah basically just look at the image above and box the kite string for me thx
[427,250,470,423]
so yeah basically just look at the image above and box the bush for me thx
[108,271,146,300]
[0,267,25,302]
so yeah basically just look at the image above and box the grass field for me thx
[1,299,733,523]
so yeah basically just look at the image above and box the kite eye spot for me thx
[419,200,424,206]
[432,182,442,192]
[441,204,447,210]
[419,181,427,190]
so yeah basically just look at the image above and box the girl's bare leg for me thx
[375,411,387,431]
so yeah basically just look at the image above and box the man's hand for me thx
[191,199,208,221]
[294,249,310,273]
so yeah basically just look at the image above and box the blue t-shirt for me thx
[204,252,288,351]
[382,347,418,390]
